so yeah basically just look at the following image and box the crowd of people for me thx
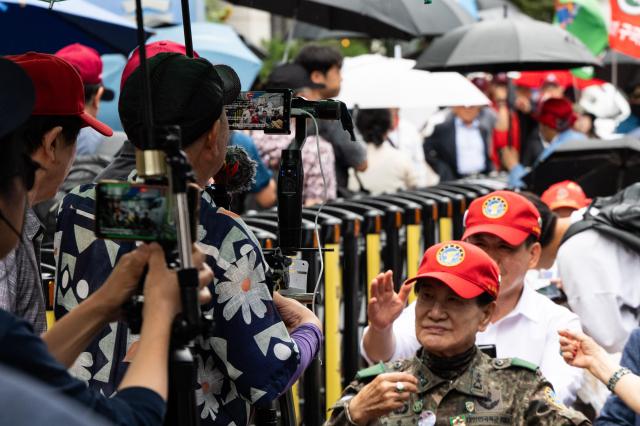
[1,32,640,426]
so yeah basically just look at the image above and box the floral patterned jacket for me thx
[54,183,300,426]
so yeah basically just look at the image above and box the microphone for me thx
[211,145,257,209]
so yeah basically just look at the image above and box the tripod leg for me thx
[165,346,199,426]
[279,388,297,426]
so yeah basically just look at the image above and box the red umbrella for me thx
[514,70,605,90]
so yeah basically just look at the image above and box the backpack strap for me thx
[560,220,595,246]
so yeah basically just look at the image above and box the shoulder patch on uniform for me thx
[510,357,539,372]
[355,362,386,381]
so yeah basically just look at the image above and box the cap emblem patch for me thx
[482,196,508,219]
[436,243,465,267]
[556,188,569,200]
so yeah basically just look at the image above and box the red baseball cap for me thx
[120,40,200,91]
[535,97,576,131]
[7,52,113,137]
[462,191,541,246]
[541,180,591,212]
[404,241,500,300]
[55,43,115,101]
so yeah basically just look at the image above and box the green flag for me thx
[554,0,608,78]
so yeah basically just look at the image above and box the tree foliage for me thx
[510,0,556,22]
[257,37,370,85]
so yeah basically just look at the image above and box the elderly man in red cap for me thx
[55,43,115,156]
[361,191,584,406]
[502,97,586,188]
[329,240,589,425]
[0,52,112,334]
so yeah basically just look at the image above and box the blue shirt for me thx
[454,117,486,176]
[229,131,272,193]
[76,127,104,156]
[55,181,300,425]
[0,309,165,426]
[616,114,640,135]
[596,328,640,426]
[508,129,586,188]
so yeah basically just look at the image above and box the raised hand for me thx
[558,329,607,371]
[368,270,412,331]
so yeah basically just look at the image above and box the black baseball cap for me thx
[0,57,35,139]
[266,63,325,91]
[119,52,241,148]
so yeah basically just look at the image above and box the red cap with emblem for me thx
[541,180,591,212]
[404,241,500,300]
[462,190,541,246]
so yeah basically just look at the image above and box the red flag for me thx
[610,0,640,58]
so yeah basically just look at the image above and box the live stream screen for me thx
[96,183,175,241]
[225,91,288,133]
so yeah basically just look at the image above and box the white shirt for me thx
[347,140,418,195]
[388,119,439,188]
[558,210,640,353]
[360,284,584,405]
[454,117,486,176]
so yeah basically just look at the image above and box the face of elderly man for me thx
[414,279,495,358]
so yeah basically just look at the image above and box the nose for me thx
[426,300,447,321]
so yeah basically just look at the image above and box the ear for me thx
[92,86,105,110]
[309,70,325,85]
[41,126,64,163]
[527,242,542,270]
[205,120,221,151]
[477,301,496,332]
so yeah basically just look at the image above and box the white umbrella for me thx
[338,54,490,109]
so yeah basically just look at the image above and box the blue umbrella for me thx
[97,22,262,131]
[0,0,152,55]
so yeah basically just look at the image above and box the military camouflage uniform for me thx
[326,349,590,426]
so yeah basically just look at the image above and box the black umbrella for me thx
[594,49,640,89]
[226,0,474,39]
[523,137,640,198]
[415,18,600,73]
[291,21,367,40]
[477,0,527,21]
[477,0,520,10]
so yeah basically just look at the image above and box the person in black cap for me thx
[252,62,338,205]
[55,52,322,426]
[0,56,213,426]
[294,45,368,192]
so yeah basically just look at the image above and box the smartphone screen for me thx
[225,90,292,134]
[95,181,176,242]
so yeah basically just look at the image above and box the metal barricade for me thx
[419,188,466,239]
[403,190,454,243]
[306,206,366,387]
[389,193,439,250]
[371,196,423,285]
[341,199,405,289]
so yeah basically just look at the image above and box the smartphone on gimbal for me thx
[95,181,176,242]
[225,89,292,134]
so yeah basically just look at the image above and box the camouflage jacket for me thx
[326,349,590,426]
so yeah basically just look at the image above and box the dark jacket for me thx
[596,328,640,426]
[423,116,493,182]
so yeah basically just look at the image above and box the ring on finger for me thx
[395,382,405,393]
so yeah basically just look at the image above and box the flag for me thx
[610,0,640,58]
[555,0,608,78]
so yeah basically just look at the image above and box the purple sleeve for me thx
[283,323,323,391]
